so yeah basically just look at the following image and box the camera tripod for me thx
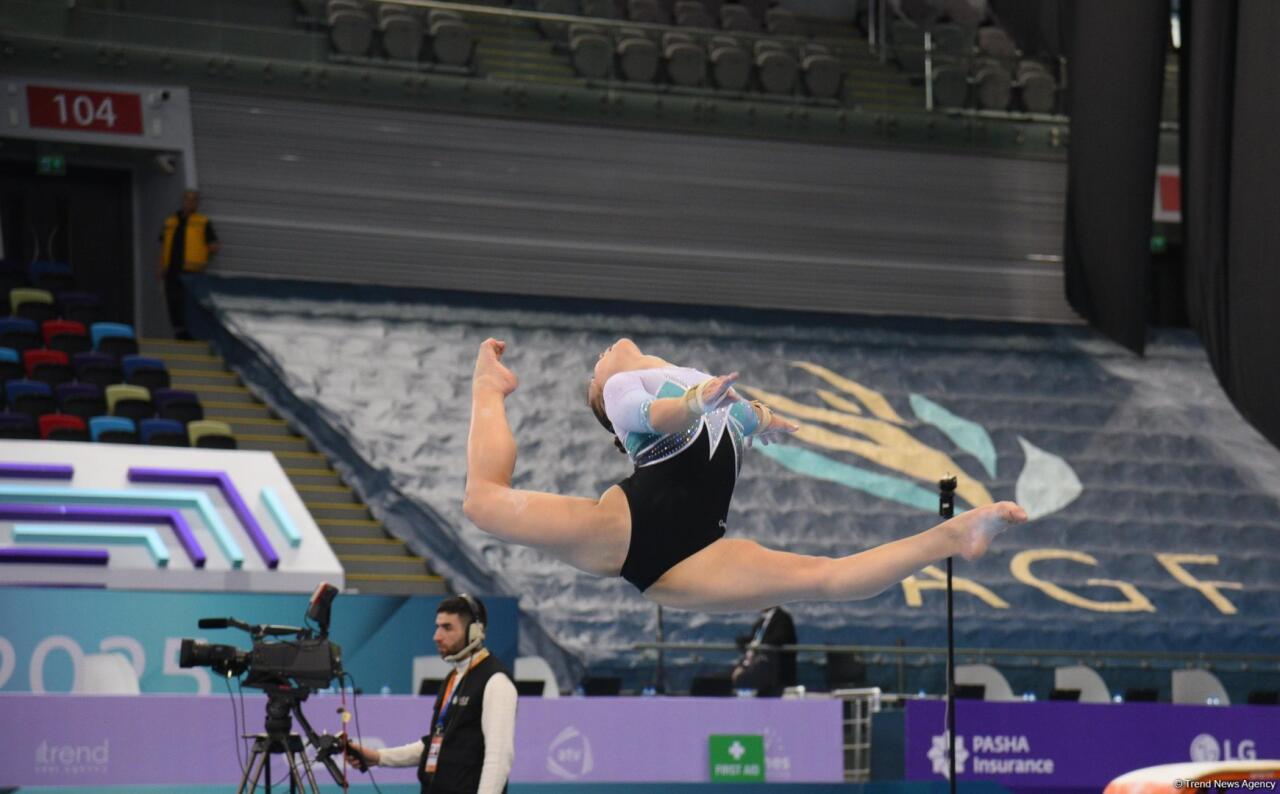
[237,689,347,794]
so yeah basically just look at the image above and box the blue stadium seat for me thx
[5,379,56,420]
[140,417,189,447]
[91,322,139,359]
[122,355,171,391]
[89,415,138,444]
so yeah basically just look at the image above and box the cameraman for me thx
[346,595,516,794]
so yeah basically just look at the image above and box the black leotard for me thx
[617,425,737,591]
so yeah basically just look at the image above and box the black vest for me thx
[418,652,510,794]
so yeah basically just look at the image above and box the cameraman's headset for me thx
[444,593,486,662]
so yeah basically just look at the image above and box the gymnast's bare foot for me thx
[473,338,519,397]
[948,501,1027,561]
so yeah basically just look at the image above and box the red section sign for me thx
[26,85,144,136]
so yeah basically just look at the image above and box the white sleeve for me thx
[477,674,518,794]
[376,739,425,768]
[602,370,657,437]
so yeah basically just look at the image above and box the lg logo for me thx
[1190,734,1257,762]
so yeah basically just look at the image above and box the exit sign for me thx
[37,154,66,176]
[26,85,144,136]
[708,734,765,783]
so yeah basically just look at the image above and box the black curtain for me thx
[1062,0,1170,354]
[1180,0,1280,447]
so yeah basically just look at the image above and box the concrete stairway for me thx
[138,338,448,596]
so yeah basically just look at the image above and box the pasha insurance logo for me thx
[1190,734,1257,763]
[546,725,594,780]
[928,733,1056,778]
[928,734,968,777]
[35,739,110,775]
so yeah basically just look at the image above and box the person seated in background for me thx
[731,605,797,696]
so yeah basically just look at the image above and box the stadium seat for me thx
[105,384,154,422]
[72,351,124,389]
[91,322,139,359]
[6,380,57,420]
[570,24,613,78]
[140,417,190,447]
[56,382,107,421]
[74,652,140,695]
[801,44,843,99]
[0,318,39,353]
[122,355,171,391]
[378,4,424,61]
[764,7,799,35]
[329,1,374,55]
[754,40,798,94]
[514,656,562,698]
[0,411,37,439]
[534,0,576,40]
[719,4,759,32]
[663,31,707,86]
[39,413,89,442]
[616,32,659,82]
[9,288,56,325]
[1172,669,1230,705]
[54,292,102,326]
[1053,665,1110,704]
[930,22,971,57]
[429,13,473,66]
[89,415,138,444]
[42,319,91,356]
[955,664,1016,701]
[28,261,74,293]
[977,25,1016,59]
[942,0,987,31]
[581,0,619,18]
[674,0,714,28]
[892,0,943,26]
[189,419,237,449]
[23,348,73,388]
[890,20,926,74]
[0,346,21,382]
[627,0,666,24]
[152,388,204,424]
[973,56,1012,109]
[931,56,969,107]
[1018,59,1057,113]
[709,36,750,90]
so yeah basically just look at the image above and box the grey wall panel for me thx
[191,91,1075,322]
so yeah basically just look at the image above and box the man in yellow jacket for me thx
[157,189,220,339]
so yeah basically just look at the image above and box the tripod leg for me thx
[239,741,270,794]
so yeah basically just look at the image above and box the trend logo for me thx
[744,362,1082,521]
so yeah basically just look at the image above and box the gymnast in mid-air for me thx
[464,337,1026,612]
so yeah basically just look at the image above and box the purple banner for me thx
[1,694,842,787]
[905,699,1280,788]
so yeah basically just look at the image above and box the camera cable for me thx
[344,672,386,794]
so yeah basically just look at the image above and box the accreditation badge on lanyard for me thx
[424,675,457,775]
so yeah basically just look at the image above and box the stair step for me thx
[204,401,276,419]
[237,434,313,452]
[296,483,359,503]
[175,383,257,401]
[339,554,429,574]
[328,537,411,556]
[343,573,449,595]
[223,416,295,436]
[308,502,372,520]
[285,467,344,487]
[317,518,388,539]
[138,338,212,355]
[169,368,240,384]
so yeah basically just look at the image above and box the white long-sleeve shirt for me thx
[376,656,518,794]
